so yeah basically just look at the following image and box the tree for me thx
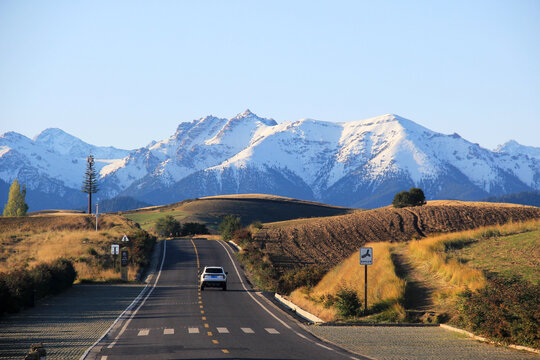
[155,215,182,237]
[3,179,29,216]
[392,187,426,208]
[82,155,99,214]
[218,215,242,240]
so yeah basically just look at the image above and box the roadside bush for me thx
[392,187,426,208]
[232,228,252,248]
[335,287,361,318]
[129,230,157,268]
[0,259,77,316]
[456,277,540,348]
[155,215,182,237]
[219,215,242,240]
[182,222,209,236]
[278,266,327,295]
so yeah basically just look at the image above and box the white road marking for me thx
[316,342,333,351]
[164,328,174,335]
[100,357,108,360]
[188,327,200,334]
[105,241,168,349]
[241,327,255,334]
[216,327,229,334]
[138,329,150,336]
[265,328,279,334]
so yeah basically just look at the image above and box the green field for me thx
[450,229,540,284]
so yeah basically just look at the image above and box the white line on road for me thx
[106,240,168,349]
[164,328,174,335]
[265,328,279,334]
[216,327,229,334]
[100,357,107,360]
[241,327,255,334]
[188,327,200,334]
[138,329,150,336]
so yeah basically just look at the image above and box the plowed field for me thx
[255,201,540,269]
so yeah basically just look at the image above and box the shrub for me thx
[456,277,540,348]
[0,259,77,316]
[335,287,361,318]
[392,187,426,208]
[219,215,242,240]
[155,215,182,237]
[278,266,327,295]
[182,222,209,236]
[129,230,157,267]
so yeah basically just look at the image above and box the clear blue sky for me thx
[1,0,538,150]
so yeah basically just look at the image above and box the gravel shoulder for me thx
[308,325,539,360]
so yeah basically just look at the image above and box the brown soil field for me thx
[255,201,540,270]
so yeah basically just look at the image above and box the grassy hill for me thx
[0,212,155,282]
[254,201,540,271]
[287,219,540,347]
[122,194,353,233]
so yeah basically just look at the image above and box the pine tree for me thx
[82,155,99,214]
[3,179,29,216]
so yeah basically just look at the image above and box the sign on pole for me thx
[360,247,373,265]
[111,244,119,255]
[121,234,129,242]
[121,250,129,267]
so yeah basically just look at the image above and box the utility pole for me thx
[95,202,99,231]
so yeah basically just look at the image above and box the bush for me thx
[278,266,327,295]
[182,222,209,236]
[393,187,426,208]
[219,215,242,240]
[155,215,182,237]
[129,230,157,267]
[335,287,361,318]
[0,259,77,316]
[457,277,540,348]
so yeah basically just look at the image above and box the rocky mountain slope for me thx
[1,111,538,211]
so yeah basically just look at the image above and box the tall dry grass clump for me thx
[289,242,406,321]
[0,214,154,282]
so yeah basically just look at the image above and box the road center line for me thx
[190,238,200,269]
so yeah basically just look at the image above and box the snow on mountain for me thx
[1,111,538,210]
[494,140,540,161]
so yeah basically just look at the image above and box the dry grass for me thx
[0,214,142,282]
[289,242,406,321]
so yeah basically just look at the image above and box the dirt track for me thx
[255,201,540,270]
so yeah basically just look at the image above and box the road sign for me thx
[121,250,129,267]
[111,244,119,255]
[360,247,373,265]
[121,234,129,242]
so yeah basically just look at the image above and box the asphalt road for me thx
[91,239,364,360]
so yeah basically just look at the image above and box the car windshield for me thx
[205,268,223,274]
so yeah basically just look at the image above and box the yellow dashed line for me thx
[202,316,206,320]
[201,310,204,314]
[212,339,219,344]
[221,349,229,354]
[207,331,213,336]
[204,323,209,328]
[198,296,201,300]
[190,238,200,269]
[200,305,203,308]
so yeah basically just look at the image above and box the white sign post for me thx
[359,247,373,315]
[111,244,119,270]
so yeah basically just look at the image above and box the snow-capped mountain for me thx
[1,111,538,211]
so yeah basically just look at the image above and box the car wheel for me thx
[222,284,227,291]
[200,285,204,291]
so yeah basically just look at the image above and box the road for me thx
[92,239,364,360]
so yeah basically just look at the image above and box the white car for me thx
[199,266,227,291]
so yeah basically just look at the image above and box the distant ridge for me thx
[1,111,539,211]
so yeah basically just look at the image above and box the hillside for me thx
[0,213,155,282]
[122,194,353,232]
[254,201,540,270]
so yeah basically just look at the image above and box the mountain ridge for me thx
[1,111,538,211]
